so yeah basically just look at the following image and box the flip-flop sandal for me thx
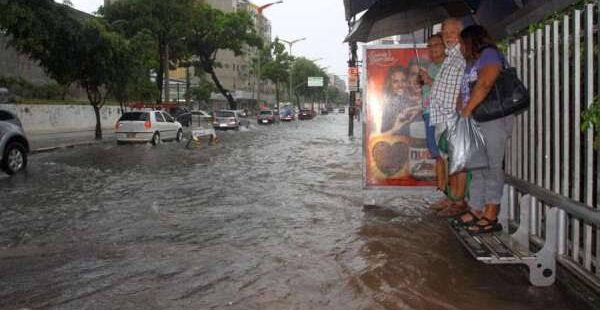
[467,217,502,234]
[451,210,480,227]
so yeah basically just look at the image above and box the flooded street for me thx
[0,115,581,310]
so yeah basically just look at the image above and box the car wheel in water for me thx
[176,129,183,142]
[151,132,161,145]
[1,142,27,175]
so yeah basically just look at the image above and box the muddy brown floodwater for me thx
[0,115,583,309]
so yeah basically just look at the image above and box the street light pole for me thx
[280,37,306,106]
[256,1,283,109]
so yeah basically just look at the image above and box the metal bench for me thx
[449,185,558,287]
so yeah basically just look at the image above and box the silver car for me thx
[116,111,183,145]
[0,110,29,175]
[212,110,249,130]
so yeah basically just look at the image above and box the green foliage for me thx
[187,3,262,109]
[261,39,292,85]
[582,96,600,149]
[291,57,329,101]
[188,79,216,103]
[0,0,82,88]
[102,0,196,102]
[0,76,63,100]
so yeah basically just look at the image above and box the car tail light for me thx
[115,121,121,129]
[144,119,152,129]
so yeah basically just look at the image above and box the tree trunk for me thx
[207,67,237,110]
[156,43,166,106]
[275,81,280,112]
[60,83,71,100]
[93,104,102,140]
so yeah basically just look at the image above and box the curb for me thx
[31,140,114,154]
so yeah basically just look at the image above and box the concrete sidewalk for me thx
[28,129,117,154]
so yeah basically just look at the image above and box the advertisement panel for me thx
[364,45,436,188]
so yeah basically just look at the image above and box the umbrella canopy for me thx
[344,0,583,43]
[346,1,475,42]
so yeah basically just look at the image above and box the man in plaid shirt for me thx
[426,18,468,217]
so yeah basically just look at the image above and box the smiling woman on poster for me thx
[379,64,422,136]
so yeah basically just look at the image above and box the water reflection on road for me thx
[0,115,580,309]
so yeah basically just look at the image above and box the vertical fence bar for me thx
[555,20,567,255]
[596,3,600,276]
[511,42,518,179]
[517,39,524,182]
[584,4,594,271]
[545,25,551,192]
[510,42,518,221]
[523,36,529,184]
[536,29,544,237]
[563,14,571,257]
[544,25,552,239]
[530,32,538,235]
[573,9,582,263]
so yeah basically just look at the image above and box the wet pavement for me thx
[0,115,584,310]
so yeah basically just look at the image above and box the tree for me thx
[187,4,262,110]
[290,58,329,110]
[107,30,157,113]
[261,38,292,112]
[101,0,194,104]
[0,0,141,139]
[0,0,81,99]
[187,78,216,108]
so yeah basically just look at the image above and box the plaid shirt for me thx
[429,45,466,125]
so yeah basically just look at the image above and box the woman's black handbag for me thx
[472,66,530,122]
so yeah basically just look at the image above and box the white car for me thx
[116,111,183,145]
[212,110,250,130]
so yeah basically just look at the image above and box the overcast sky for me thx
[66,0,350,78]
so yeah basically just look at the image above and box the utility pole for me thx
[348,40,357,137]
[280,37,306,103]
[256,1,283,108]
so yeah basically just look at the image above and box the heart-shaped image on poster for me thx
[371,141,409,176]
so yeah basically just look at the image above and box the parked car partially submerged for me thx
[116,111,183,145]
[257,110,279,124]
[0,110,29,175]
[298,109,316,120]
[280,109,295,121]
[167,107,192,127]
[213,110,249,130]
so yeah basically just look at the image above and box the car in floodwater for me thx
[280,109,295,121]
[213,110,249,130]
[257,110,279,125]
[0,109,29,175]
[116,111,183,145]
[338,107,345,113]
[298,109,316,120]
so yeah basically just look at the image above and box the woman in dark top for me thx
[456,25,515,233]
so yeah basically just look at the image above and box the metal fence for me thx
[504,3,600,288]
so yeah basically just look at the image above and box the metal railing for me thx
[504,3,600,288]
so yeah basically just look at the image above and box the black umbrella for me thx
[344,0,523,43]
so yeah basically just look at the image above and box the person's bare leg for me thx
[435,157,446,191]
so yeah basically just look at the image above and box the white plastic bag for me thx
[446,116,488,175]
